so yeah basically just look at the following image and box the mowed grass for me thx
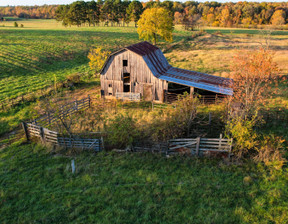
[0,143,288,223]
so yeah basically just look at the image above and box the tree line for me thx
[0,5,58,19]
[1,1,288,28]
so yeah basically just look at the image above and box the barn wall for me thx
[101,50,168,102]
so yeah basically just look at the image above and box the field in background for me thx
[1,19,288,224]
[0,19,287,136]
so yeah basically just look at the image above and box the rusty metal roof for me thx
[160,67,233,95]
[100,41,233,95]
[125,41,159,56]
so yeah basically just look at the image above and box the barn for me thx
[100,41,233,102]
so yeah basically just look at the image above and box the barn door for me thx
[143,84,153,101]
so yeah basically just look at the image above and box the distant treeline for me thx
[1,1,288,28]
[0,5,58,19]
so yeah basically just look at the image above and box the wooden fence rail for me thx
[32,96,91,127]
[22,122,101,152]
[168,134,233,157]
[116,92,141,101]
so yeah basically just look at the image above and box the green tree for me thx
[137,7,174,45]
[126,0,143,27]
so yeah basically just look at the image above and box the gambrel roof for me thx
[100,41,233,95]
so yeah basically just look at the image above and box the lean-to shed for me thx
[100,41,233,102]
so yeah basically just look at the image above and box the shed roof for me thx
[100,41,233,95]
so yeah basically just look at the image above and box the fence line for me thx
[116,92,141,101]
[167,134,233,157]
[22,122,101,152]
[32,96,91,127]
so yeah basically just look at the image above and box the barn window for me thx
[109,84,112,87]
[123,60,128,67]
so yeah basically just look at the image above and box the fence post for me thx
[196,137,200,156]
[22,122,30,142]
[88,95,91,108]
[219,134,222,150]
[40,126,46,144]
[75,100,78,112]
[101,136,105,151]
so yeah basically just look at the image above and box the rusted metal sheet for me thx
[160,67,233,96]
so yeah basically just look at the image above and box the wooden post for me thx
[75,100,78,111]
[190,87,194,97]
[101,136,105,151]
[40,126,45,144]
[228,138,233,159]
[152,100,154,111]
[88,95,91,108]
[22,122,30,142]
[219,134,222,151]
[196,137,200,156]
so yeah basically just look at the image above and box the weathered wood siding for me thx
[101,50,168,102]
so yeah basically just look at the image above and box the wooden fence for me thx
[116,92,141,101]
[22,122,101,152]
[168,134,233,156]
[32,96,91,127]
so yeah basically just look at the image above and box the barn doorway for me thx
[123,73,130,92]
[166,83,191,102]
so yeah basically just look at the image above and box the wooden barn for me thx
[100,41,233,102]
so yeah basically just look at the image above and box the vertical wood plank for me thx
[22,122,30,142]
[196,137,200,156]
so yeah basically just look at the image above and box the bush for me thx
[20,24,24,28]
[104,114,139,149]
[64,73,81,87]
[14,22,18,27]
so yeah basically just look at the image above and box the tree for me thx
[232,48,278,115]
[87,47,111,74]
[225,48,280,159]
[137,7,174,45]
[271,10,286,25]
[126,0,143,27]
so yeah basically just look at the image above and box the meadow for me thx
[0,143,288,224]
[1,19,287,136]
[0,19,288,223]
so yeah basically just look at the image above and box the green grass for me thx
[0,143,287,223]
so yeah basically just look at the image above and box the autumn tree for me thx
[137,7,174,45]
[231,48,278,116]
[87,47,111,74]
[225,48,282,160]
[271,10,286,26]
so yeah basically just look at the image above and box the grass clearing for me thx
[0,143,287,223]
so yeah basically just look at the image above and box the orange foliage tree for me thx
[231,48,279,117]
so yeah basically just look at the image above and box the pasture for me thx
[0,19,288,223]
[1,19,288,136]
[0,143,288,223]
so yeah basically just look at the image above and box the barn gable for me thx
[100,41,233,100]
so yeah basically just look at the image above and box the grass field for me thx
[0,19,288,223]
[0,143,287,223]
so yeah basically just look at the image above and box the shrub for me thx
[20,24,24,28]
[14,22,18,27]
[66,73,81,84]
[104,114,139,149]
